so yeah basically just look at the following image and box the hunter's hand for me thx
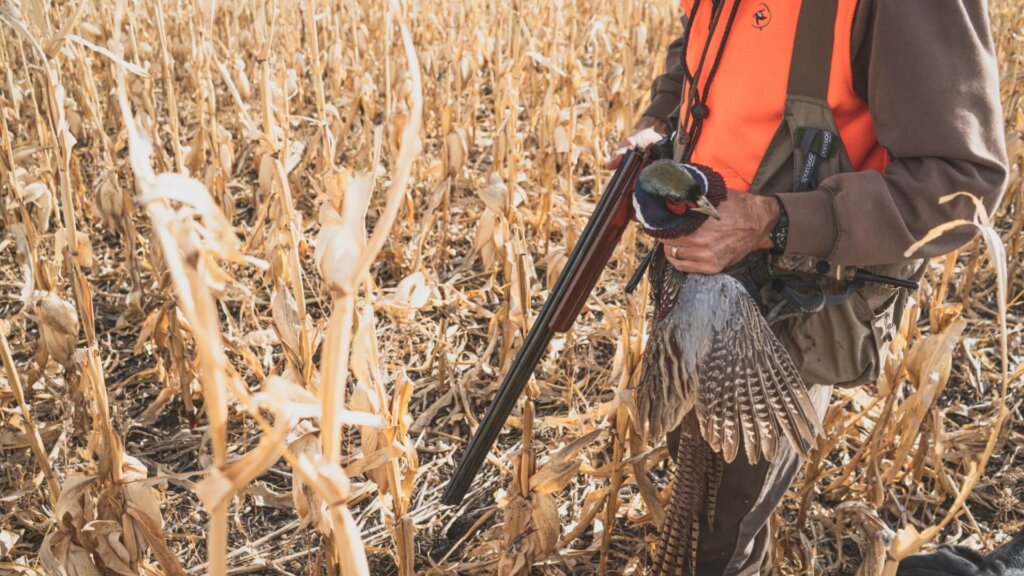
[605,116,670,169]
[662,191,779,274]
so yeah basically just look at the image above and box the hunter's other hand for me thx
[605,116,670,169]
[662,191,780,275]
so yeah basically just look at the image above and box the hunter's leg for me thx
[667,383,833,576]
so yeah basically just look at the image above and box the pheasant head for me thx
[633,160,727,239]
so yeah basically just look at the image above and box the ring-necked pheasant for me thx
[632,160,823,575]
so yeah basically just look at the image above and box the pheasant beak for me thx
[691,195,720,219]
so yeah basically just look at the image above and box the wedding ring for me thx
[671,246,680,259]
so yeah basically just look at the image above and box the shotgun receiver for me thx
[442,142,665,506]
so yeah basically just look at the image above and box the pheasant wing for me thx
[690,275,821,463]
[637,272,821,463]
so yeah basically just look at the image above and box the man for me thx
[608,1,1008,574]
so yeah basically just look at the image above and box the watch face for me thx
[770,230,784,254]
[771,216,789,254]
[770,197,789,254]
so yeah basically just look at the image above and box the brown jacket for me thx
[643,0,1008,266]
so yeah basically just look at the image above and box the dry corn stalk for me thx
[110,1,422,573]
[0,4,181,575]
[879,194,1012,574]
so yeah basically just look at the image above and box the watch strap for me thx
[770,196,789,255]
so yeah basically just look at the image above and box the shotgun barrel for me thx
[441,147,651,506]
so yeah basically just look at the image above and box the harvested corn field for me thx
[0,0,1022,574]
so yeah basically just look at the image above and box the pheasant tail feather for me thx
[651,414,709,576]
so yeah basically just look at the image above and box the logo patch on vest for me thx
[752,3,772,30]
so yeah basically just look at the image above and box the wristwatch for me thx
[769,196,789,255]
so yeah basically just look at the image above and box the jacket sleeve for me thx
[641,16,688,127]
[777,0,1008,266]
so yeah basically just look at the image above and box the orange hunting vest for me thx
[677,0,888,192]
[666,0,920,390]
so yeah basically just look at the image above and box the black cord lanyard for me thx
[625,0,743,294]
[677,0,742,162]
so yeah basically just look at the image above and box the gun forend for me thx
[441,148,648,507]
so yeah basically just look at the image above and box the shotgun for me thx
[441,139,671,506]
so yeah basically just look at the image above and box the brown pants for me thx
[666,384,834,575]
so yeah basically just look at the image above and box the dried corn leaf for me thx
[34,292,79,369]
[529,459,581,495]
[382,272,435,317]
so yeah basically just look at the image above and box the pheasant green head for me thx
[633,160,726,239]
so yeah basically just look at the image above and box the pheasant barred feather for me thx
[636,258,822,464]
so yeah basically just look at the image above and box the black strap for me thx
[773,278,865,314]
[795,127,836,192]
[788,0,839,100]
[789,0,840,193]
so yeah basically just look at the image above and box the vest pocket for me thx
[749,96,919,388]
[750,95,852,195]
[772,295,881,387]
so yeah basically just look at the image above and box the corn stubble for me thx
[0,0,1020,575]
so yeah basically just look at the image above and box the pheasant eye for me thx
[665,199,690,215]
[665,199,700,215]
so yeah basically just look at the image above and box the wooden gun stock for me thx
[548,157,643,331]
[441,147,650,507]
